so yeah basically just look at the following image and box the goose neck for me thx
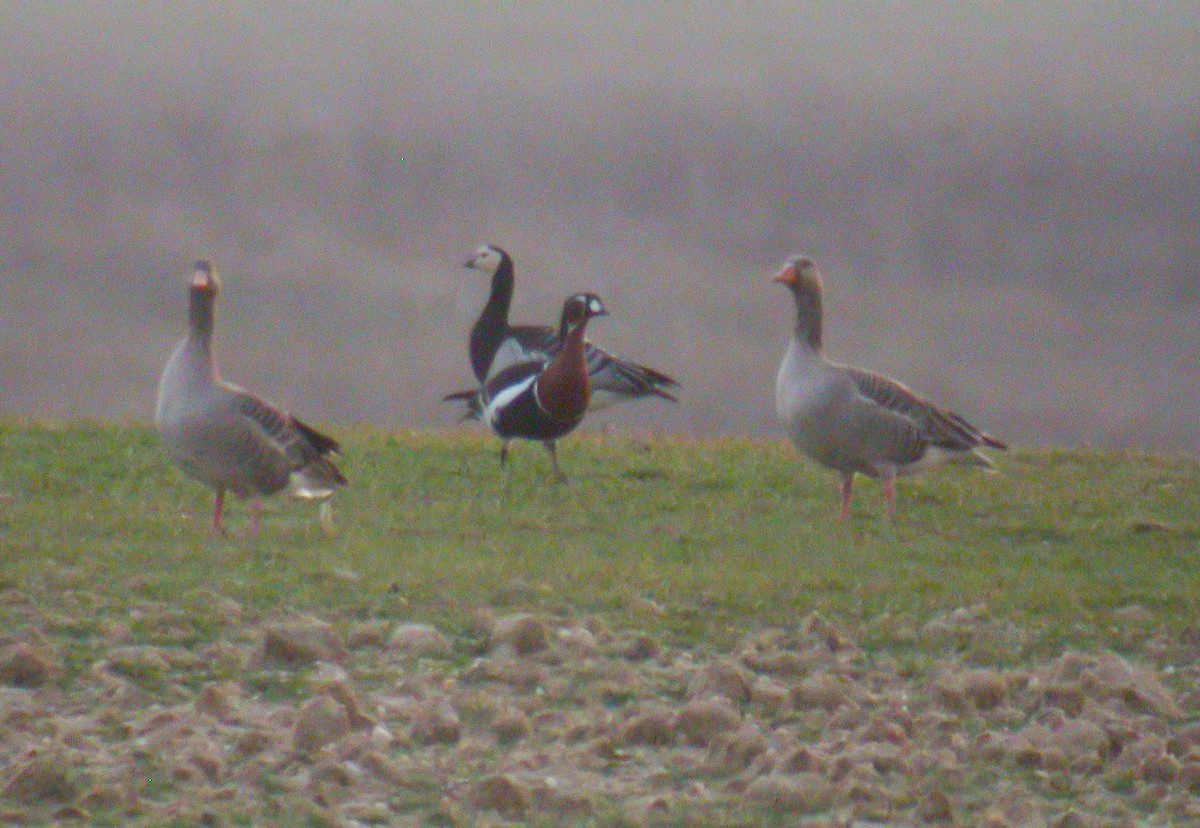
[791,285,823,352]
[558,319,588,364]
[470,256,515,380]
[188,290,216,350]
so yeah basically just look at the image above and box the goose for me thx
[155,261,347,534]
[444,245,678,415]
[481,292,608,481]
[773,255,1005,518]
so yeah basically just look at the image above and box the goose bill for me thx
[772,264,798,286]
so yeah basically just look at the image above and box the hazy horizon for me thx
[2,4,1197,452]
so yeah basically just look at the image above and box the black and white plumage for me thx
[155,261,347,534]
[773,255,1006,519]
[444,245,677,416]
[480,292,608,480]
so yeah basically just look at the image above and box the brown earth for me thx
[2,590,1199,826]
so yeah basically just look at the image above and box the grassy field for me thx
[1,422,1198,826]
[2,422,1196,657]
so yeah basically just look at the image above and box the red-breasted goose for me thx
[773,256,1005,519]
[481,292,607,481]
[155,261,347,534]
[446,245,677,414]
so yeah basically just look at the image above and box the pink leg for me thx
[838,473,854,520]
[211,489,228,535]
[882,474,897,518]
[248,498,262,535]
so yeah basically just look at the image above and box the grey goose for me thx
[773,255,1005,518]
[155,261,346,534]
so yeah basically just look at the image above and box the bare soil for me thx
[2,588,1199,826]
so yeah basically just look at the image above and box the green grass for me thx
[1,420,1197,664]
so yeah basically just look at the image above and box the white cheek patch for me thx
[588,298,602,314]
[475,247,501,273]
[484,374,537,426]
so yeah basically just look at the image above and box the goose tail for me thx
[442,388,485,421]
[289,456,348,500]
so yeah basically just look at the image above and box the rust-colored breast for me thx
[535,330,590,423]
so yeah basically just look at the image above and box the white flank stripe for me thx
[484,374,537,427]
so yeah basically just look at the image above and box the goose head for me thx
[464,244,508,274]
[772,255,821,296]
[187,260,222,339]
[190,260,221,295]
[559,292,608,336]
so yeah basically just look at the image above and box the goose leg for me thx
[248,498,262,535]
[499,441,511,467]
[837,473,854,520]
[543,441,567,482]
[318,500,335,535]
[882,474,897,518]
[211,489,228,535]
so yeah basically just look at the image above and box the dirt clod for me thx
[791,672,851,711]
[687,660,751,703]
[621,707,675,746]
[618,633,661,660]
[3,751,77,803]
[465,774,530,819]
[744,773,835,814]
[411,703,461,745]
[194,681,240,718]
[293,695,351,754]
[0,642,59,687]
[387,623,452,657]
[491,710,531,744]
[917,788,954,823]
[675,698,742,746]
[257,617,348,666]
[489,613,550,656]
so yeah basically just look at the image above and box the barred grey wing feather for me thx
[846,368,983,450]
[838,382,930,470]
[231,391,312,465]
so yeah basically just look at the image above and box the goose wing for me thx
[449,325,678,417]
[225,388,347,497]
[493,328,678,405]
[485,325,557,379]
[846,368,1004,451]
[231,390,322,461]
[584,346,678,407]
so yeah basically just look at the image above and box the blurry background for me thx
[1,3,1196,450]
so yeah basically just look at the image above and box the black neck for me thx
[469,254,514,381]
